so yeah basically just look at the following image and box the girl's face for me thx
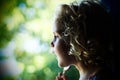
[51,21,75,67]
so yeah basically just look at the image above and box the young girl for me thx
[51,0,115,80]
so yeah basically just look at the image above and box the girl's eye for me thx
[53,32,61,42]
[53,36,58,42]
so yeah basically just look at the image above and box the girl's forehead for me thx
[53,20,64,33]
[52,22,58,32]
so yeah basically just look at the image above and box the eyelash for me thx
[53,36,58,41]
[53,36,56,42]
[54,36,58,39]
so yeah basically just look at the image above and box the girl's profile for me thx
[51,0,115,80]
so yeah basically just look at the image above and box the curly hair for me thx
[54,0,113,67]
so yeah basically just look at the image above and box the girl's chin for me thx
[57,56,71,67]
[57,60,64,67]
[58,64,64,68]
[58,61,69,68]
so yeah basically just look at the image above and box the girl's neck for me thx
[75,62,100,80]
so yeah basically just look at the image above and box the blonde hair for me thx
[55,0,113,66]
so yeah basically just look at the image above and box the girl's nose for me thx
[50,41,54,47]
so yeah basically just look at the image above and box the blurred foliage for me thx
[66,65,80,80]
[0,0,17,48]
[0,0,80,80]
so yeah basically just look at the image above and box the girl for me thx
[51,0,115,80]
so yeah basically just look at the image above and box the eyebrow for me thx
[53,32,58,35]
[53,30,63,37]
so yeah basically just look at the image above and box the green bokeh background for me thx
[0,0,80,80]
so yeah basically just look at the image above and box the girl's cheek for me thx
[53,39,60,53]
[54,40,62,54]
